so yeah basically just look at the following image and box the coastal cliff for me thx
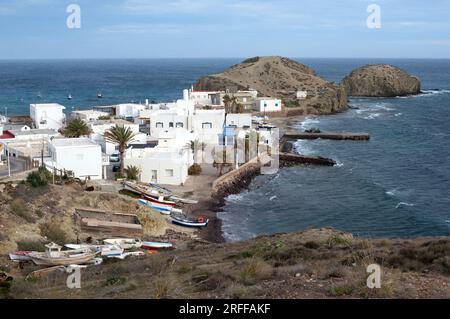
[342,64,421,97]
[194,56,348,115]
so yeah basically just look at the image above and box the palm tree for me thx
[64,118,91,138]
[104,125,137,176]
[222,94,232,113]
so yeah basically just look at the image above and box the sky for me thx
[0,0,450,59]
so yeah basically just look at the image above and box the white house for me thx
[45,138,104,180]
[124,131,193,185]
[30,103,66,131]
[225,114,252,129]
[115,104,146,119]
[253,98,282,113]
[89,119,143,155]
[72,110,110,122]
[191,109,225,145]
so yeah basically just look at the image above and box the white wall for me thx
[48,139,103,180]
[253,99,282,112]
[191,110,225,145]
[226,114,252,128]
[30,104,66,131]
[115,104,146,118]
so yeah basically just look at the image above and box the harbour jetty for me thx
[280,152,336,166]
[282,131,370,141]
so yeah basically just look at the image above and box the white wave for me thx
[394,113,402,117]
[386,189,397,196]
[395,202,415,209]
[399,89,450,98]
[299,116,320,130]
[445,220,450,224]
[293,140,315,155]
[363,113,381,120]
[226,194,245,203]
[373,104,395,111]
[269,195,277,201]
[334,160,344,168]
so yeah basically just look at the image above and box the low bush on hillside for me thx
[188,164,202,176]
[26,167,52,187]
[39,221,68,245]
[10,198,35,222]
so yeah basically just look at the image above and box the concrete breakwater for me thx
[283,132,370,141]
[211,153,272,201]
[280,152,336,166]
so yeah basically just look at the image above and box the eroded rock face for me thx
[194,56,348,115]
[342,64,421,97]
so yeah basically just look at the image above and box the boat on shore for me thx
[141,241,173,250]
[143,194,177,207]
[65,244,124,257]
[28,243,98,266]
[138,199,183,215]
[9,251,33,262]
[170,212,209,228]
[103,238,142,250]
[123,181,198,205]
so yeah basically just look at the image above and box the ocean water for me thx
[219,59,450,241]
[1,58,449,240]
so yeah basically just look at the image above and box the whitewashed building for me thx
[253,98,282,113]
[225,114,252,129]
[191,109,225,145]
[124,131,193,185]
[30,103,66,131]
[72,110,110,122]
[115,104,146,119]
[45,138,105,180]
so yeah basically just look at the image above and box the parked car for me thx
[110,152,120,163]
[112,164,121,173]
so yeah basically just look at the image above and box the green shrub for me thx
[188,164,202,176]
[125,165,140,181]
[329,283,355,297]
[26,167,51,187]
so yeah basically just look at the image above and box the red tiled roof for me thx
[0,130,15,140]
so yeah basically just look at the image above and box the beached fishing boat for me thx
[9,251,33,262]
[103,238,142,250]
[143,194,177,207]
[124,181,198,205]
[65,244,124,257]
[28,243,98,266]
[109,251,145,260]
[138,199,183,215]
[170,212,209,228]
[141,242,173,250]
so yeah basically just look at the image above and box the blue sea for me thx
[1,58,449,240]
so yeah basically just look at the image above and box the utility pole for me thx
[6,143,11,177]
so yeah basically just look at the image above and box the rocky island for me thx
[194,56,348,115]
[342,64,421,97]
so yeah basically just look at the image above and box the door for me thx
[151,170,158,183]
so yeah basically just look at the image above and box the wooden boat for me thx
[170,212,209,228]
[103,238,142,250]
[28,243,98,266]
[65,244,124,257]
[9,251,33,262]
[124,181,198,205]
[138,199,183,215]
[143,194,177,207]
[142,242,173,250]
[109,251,145,260]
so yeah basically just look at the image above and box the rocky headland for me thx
[342,64,421,97]
[194,56,348,115]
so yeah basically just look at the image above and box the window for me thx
[165,169,174,177]
[202,122,212,129]
[176,122,184,128]
[275,103,279,107]
[156,122,163,128]
[169,122,174,128]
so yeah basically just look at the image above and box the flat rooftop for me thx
[51,138,99,148]
[30,103,66,109]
